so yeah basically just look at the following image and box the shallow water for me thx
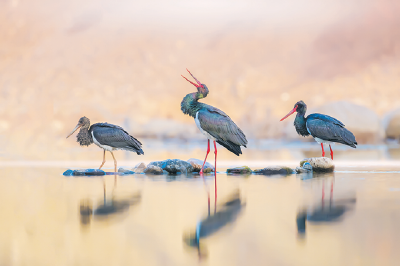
[1,164,400,266]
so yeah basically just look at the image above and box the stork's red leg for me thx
[329,145,333,160]
[321,143,325,157]
[200,140,210,175]
[214,141,217,203]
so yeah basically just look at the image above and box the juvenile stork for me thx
[67,117,144,172]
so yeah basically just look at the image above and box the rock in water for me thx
[227,166,252,174]
[63,169,74,176]
[187,158,215,173]
[300,158,334,173]
[148,159,194,174]
[253,166,294,175]
[118,168,135,175]
[295,162,313,174]
[132,162,147,174]
[63,169,106,176]
[143,165,164,175]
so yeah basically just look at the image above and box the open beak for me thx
[181,68,204,88]
[280,105,298,121]
[66,124,82,138]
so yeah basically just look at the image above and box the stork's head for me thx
[280,101,307,121]
[66,116,90,138]
[181,69,209,99]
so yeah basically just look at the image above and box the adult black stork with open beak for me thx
[180,69,247,174]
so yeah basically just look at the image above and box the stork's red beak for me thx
[280,105,298,121]
[181,68,204,88]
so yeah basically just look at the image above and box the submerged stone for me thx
[253,166,294,175]
[63,169,106,176]
[143,165,164,175]
[187,158,215,173]
[227,166,252,174]
[118,168,135,175]
[148,159,194,174]
[132,162,147,174]
[300,157,334,173]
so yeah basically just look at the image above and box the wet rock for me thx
[284,101,384,144]
[63,169,106,176]
[148,159,194,174]
[143,165,164,175]
[118,168,135,175]
[227,166,252,174]
[253,166,294,175]
[63,169,74,176]
[295,162,313,174]
[383,108,400,140]
[187,158,215,173]
[132,162,147,174]
[300,157,334,173]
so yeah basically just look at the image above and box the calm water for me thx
[1,164,400,266]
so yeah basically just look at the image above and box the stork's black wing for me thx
[197,106,247,156]
[306,115,357,148]
[90,123,144,154]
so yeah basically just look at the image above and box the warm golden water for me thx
[0,165,400,266]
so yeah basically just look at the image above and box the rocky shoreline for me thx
[63,157,333,176]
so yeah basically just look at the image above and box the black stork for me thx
[180,69,248,174]
[280,101,357,159]
[66,117,144,172]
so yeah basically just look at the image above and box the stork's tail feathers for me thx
[216,140,245,156]
[340,127,357,148]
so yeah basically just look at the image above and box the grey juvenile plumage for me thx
[67,116,144,172]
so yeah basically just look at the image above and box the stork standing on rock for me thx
[280,101,357,159]
[180,69,248,174]
[67,117,144,172]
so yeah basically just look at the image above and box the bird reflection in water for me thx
[297,178,356,236]
[183,172,245,259]
[80,177,141,226]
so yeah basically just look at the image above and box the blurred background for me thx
[1,0,400,162]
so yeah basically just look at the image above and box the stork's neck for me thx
[77,126,93,146]
[181,92,204,118]
[294,113,310,137]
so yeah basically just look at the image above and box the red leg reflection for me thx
[214,141,217,204]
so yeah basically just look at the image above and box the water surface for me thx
[0,164,400,266]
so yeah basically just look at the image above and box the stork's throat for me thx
[77,127,93,146]
[294,115,309,137]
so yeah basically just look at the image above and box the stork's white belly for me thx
[195,112,216,141]
[313,137,335,145]
[91,132,115,151]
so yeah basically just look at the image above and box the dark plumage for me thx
[90,123,144,155]
[67,116,143,172]
[181,69,247,174]
[281,101,357,159]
